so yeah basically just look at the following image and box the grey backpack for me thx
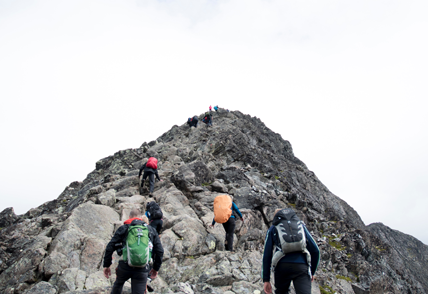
[271,208,311,269]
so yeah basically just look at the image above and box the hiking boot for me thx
[149,193,153,197]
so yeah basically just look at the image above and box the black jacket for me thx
[103,219,164,271]
[138,163,161,181]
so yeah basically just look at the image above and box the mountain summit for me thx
[1,109,427,294]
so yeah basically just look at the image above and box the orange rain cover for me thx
[213,195,232,224]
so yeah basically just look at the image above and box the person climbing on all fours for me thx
[202,112,213,127]
[187,115,198,128]
[139,157,163,197]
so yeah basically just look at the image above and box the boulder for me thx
[97,190,116,207]
[24,281,57,294]
[56,268,86,292]
[0,207,18,228]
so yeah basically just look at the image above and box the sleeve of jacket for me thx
[261,226,275,282]
[138,163,146,177]
[304,225,320,276]
[103,225,128,268]
[149,226,164,272]
[232,202,243,218]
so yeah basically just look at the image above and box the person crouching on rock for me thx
[261,208,320,294]
[139,157,163,197]
[103,208,164,294]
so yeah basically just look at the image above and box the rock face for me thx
[0,109,427,293]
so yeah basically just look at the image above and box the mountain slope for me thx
[0,109,427,294]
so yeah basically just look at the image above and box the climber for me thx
[103,208,164,294]
[202,112,212,127]
[261,208,320,294]
[209,105,212,112]
[214,105,218,112]
[139,157,163,197]
[209,195,243,251]
[187,115,198,128]
[145,201,163,235]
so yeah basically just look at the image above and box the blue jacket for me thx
[261,224,320,282]
[211,202,243,225]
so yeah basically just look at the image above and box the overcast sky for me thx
[1,0,427,244]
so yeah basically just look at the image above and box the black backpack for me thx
[147,202,163,220]
[271,208,310,269]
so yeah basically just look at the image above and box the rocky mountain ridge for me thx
[1,109,427,294]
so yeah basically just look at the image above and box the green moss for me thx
[275,176,280,180]
[186,256,195,259]
[324,235,345,251]
[288,203,296,208]
[375,245,386,252]
[329,240,346,251]
[336,275,352,282]
[347,254,352,258]
[319,285,335,294]
[201,182,212,186]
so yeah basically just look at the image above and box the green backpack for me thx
[123,224,151,267]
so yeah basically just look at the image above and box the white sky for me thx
[1,0,427,244]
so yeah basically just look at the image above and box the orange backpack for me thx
[213,195,232,223]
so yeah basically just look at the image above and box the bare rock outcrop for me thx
[1,109,427,293]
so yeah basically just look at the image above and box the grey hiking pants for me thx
[142,171,155,193]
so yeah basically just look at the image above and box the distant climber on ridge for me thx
[214,105,218,112]
[261,208,320,294]
[187,115,198,128]
[202,112,213,127]
[209,105,212,112]
[209,195,243,251]
[139,157,162,197]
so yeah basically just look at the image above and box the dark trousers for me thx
[149,219,163,235]
[222,217,236,251]
[274,263,311,294]
[142,171,155,193]
[111,261,149,294]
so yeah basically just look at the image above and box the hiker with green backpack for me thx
[261,208,320,294]
[103,208,164,294]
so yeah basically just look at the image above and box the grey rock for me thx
[0,207,18,228]
[96,189,116,207]
[24,281,57,294]
[3,110,428,294]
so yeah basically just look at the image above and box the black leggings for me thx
[274,263,311,294]
[150,219,163,235]
[222,217,236,251]
[111,261,149,294]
